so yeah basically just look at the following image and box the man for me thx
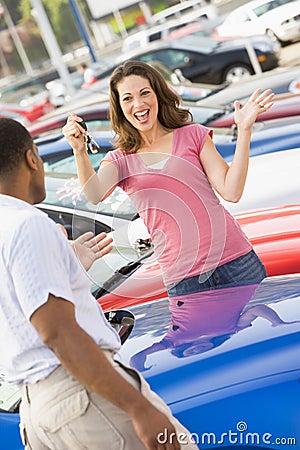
[0,118,198,450]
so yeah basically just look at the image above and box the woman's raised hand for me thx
[233,88,275,130]
[62,112,88,155]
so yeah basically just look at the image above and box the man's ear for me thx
[25,148,38,171]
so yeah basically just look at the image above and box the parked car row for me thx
[217,0,300,44]
[84,34,280,85]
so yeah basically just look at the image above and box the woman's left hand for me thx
[72,232,113,271]
[234,88,275,130]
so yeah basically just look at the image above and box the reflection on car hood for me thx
[119,275,300,405]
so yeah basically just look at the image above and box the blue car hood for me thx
[119,275,300,406]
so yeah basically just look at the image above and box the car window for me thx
[43,152,107,174]
[44,175,138,220]
[253,0,295,16]
[139,49,196,70]
[0,368,20,412]
[187,104,226,125]
[149,31,162,42]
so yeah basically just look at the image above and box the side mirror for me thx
[105,310,135,345]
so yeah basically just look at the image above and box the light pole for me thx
[69,0,97,63]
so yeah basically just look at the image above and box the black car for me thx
[93,34,280,85]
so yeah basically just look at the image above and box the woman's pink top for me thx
[102,123,252,285]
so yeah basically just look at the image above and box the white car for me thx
[122,7,218,53]
[217,0,300,43]
[220,148,300,214]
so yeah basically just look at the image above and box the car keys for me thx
[77,120,100,154]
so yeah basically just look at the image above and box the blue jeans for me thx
[167,250,267,297]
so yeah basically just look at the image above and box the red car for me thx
[96,204,300,311]
[209,92,300,127]
[28,101,110,137]
[0,100,54,123]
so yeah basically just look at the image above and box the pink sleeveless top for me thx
[102,124,252,285]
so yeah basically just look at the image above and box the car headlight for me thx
[255,40,281,54]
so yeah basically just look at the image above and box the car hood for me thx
[119,275,300,405]
[235,204,300,246]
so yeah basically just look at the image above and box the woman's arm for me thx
[200,88,274,202]
[62,113,119,204]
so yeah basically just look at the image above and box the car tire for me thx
[223,64,253,83]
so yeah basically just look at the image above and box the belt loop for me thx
[25,385,31,404]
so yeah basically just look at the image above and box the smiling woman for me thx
[63,60,274,297]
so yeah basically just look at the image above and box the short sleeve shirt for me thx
[102,124,252,285]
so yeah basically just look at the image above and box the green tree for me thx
[19,0,82,50]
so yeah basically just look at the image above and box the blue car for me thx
[213,115,300,162]
[1,275,300,449]
[119,275,300,449]
[36,129,114,168]
[35,115,300,170]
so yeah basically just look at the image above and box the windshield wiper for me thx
[92,249,154,299]
[202,111,226,126]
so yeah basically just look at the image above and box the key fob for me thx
[76,120,99,154]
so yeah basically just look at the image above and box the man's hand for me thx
[132,405,181,450]
[73,231,113,271]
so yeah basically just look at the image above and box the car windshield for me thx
[44,174,138,220]
[43,152,104,174]
[253,0,296,17]
[186,103,227,124]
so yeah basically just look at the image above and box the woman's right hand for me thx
[62,112,88,155]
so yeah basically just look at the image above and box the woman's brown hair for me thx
[109,60,193,153]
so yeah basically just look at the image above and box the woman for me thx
[63,60,274,297]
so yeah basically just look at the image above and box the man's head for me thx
[0,118,45,204]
